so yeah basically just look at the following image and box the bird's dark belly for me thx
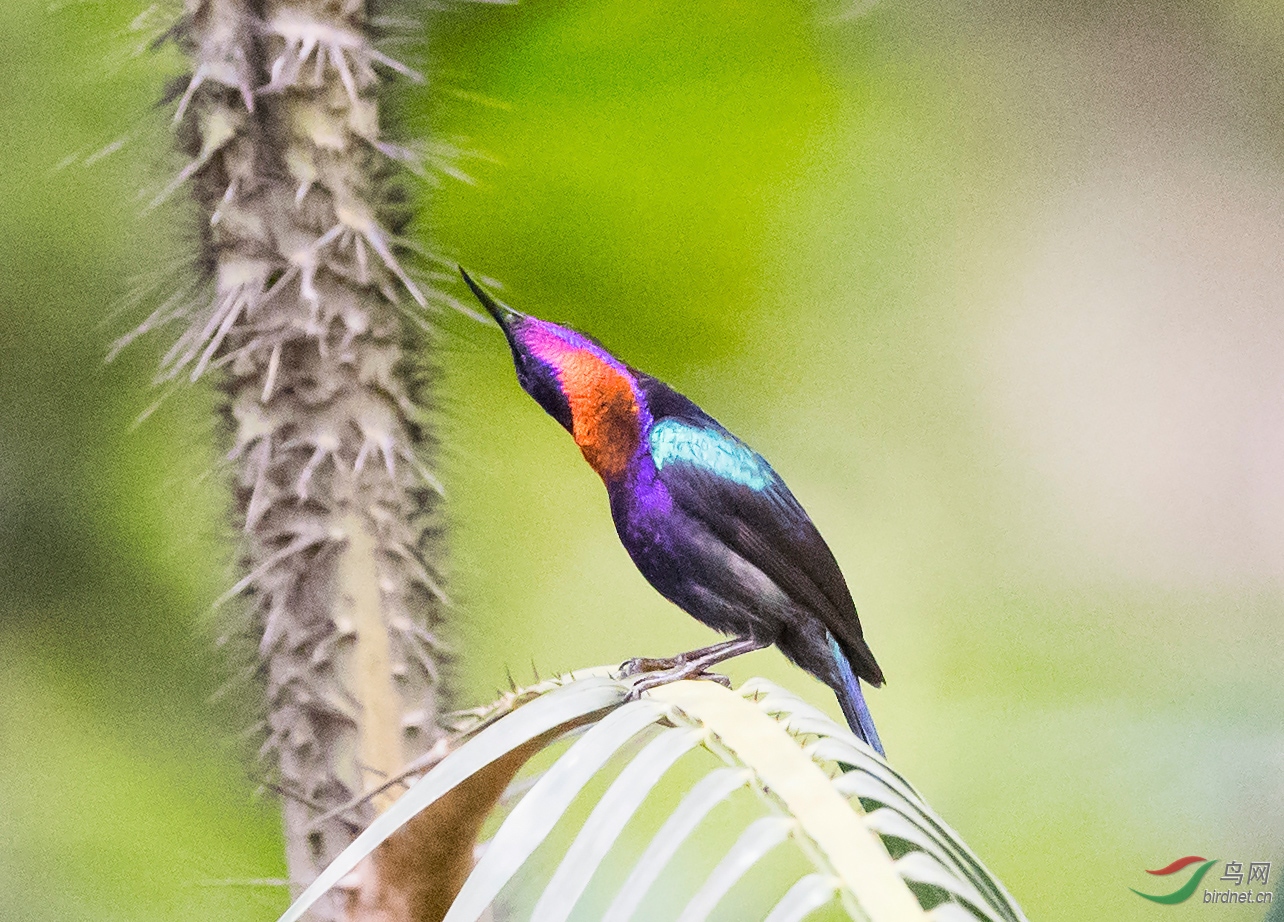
[609,471,788,642]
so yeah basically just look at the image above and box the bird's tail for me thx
[828,633,885,757]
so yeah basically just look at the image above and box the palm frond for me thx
[601,764,753,922]
[277,668,1028,922]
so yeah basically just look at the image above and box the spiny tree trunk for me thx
[164,1,447,917]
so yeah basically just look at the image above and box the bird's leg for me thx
[625,636,770,699]
[618,638,751,678]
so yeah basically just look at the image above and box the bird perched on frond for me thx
[463,269,886,755]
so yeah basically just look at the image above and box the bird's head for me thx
[462,268,650,481]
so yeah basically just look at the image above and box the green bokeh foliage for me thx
[2,1,1281,921]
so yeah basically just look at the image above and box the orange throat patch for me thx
[557,352,640,480]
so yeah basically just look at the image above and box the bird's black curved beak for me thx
[459,268,526,343]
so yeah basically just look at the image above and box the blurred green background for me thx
[2,0,1282,920]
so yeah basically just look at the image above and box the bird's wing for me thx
[647,416,883,685]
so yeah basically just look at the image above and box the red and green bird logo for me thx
[1132,856,1219,904]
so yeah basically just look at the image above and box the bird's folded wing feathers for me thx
[648,416,883,685]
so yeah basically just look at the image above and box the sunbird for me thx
[463,269,886,755]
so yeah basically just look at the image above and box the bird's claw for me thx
[624,667,732,701]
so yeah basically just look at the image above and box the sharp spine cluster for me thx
[156,0,446,906]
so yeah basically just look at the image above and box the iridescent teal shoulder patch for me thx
[648,418,773,490]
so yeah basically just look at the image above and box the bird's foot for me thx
[624,665,732,701]
[617,638,753,680]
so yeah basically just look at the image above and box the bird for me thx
[462,268,886,756]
